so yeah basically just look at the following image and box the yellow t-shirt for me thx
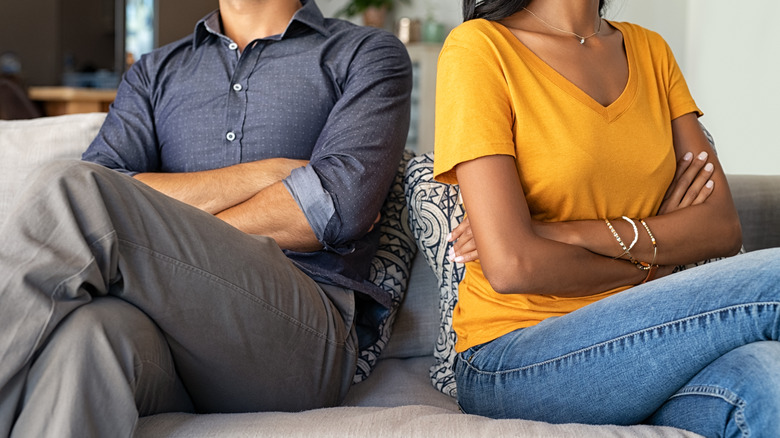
[433,20,702,352]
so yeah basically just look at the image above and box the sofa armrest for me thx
[727,174,780,251]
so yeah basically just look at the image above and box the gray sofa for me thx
[2,113,779,437]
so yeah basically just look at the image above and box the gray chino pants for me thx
[0,161,358,437]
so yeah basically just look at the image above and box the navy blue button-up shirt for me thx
[82,0,412,309]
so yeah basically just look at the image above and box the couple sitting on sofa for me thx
[1,0,779,437]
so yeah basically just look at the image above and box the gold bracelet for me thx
[634,219,659,283]
[621,216,639,253]
[639,219,657,267]
[641,264,658,284]
[605,218,634,261]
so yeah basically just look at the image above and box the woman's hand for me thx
[658,151,715,215]
[448,216,478,263]
[449,148,719,264]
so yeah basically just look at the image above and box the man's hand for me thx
[368,212,381,233]
[658,151,715,215]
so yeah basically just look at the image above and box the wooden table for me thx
[28,86,117,116]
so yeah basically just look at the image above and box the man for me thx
[0,0,412,435]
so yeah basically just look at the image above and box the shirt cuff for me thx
[283,165,342,252]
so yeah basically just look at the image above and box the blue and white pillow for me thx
[403,152,464,397]
[354,149,419,383]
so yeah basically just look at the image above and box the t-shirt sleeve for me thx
[433,25,517,185]
[659,34,702,120]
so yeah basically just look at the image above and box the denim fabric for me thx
[455,249,780,437]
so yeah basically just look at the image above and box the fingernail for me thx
[697,151,708,160]
[704,163,714,172]
[454,256,464,263]
[683,152,693,161]
[448,247,455,257]
[446,233,452,241]
[706,180,714,188]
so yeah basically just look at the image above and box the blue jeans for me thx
[455,248,780,437]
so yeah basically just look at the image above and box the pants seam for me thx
[667,385,749,437]
[463,302,780,376]
[22,232,118,366]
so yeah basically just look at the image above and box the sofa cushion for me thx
[403,152,464,397]
[381,254,440,359]
[136,404,701,438]
[727,174,780,251]
[344,356,457,409]
[0,112,107,224]
[356,149,418,382]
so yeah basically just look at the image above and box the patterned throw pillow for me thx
[354,149,419,383]
[403,152,464,397]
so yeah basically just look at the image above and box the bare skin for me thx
[450,148,718,262]
[447,0,742,296]
[134,0,322,252]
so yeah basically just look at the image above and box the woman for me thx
[434,0,780,435]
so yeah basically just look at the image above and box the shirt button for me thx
[226,132,236,141]
[232,83,243,92]
[228,42,238,50]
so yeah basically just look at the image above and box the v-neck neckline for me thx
[494,20,637,123]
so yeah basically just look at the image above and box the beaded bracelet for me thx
[637,219,659,283]
[605,217,639,262]
[604,218,632,261]
[621,216,639,254]
[639,218,658,266]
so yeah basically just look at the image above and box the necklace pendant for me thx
[579,37,585,44]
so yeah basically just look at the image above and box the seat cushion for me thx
[136,404,702,438]
[381,254,440,360]
[0,112,106,224]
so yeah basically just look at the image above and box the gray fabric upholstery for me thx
[727,174,780,251]
[342,356,456,409]
[382,255,439,359]
[0,112,107,223]
[136,405,700,438]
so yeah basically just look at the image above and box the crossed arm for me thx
[449,113,743,296]
[133,158,321,251]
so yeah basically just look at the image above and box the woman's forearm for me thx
[455,155,656,297]
[542,114,742,266]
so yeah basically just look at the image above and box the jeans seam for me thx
[118,238,347,347]
[462,302,780,376]
[667,385,749,438]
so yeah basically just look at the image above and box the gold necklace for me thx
[522,7,602,45]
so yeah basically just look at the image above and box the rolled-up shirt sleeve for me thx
[283,165,342,251]
[283,30,412,252]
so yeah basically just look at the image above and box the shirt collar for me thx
[193,0,329,48]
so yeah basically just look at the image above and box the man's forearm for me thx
[216,181,323,252]
[134,158,308,214]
